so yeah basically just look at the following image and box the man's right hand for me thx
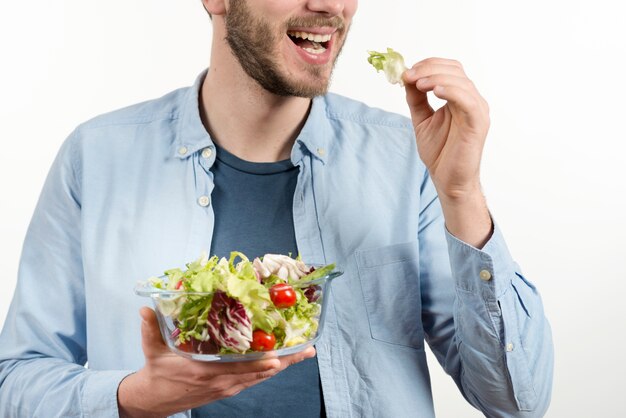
[117,307,316,418]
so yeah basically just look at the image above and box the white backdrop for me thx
[1,1,625,417]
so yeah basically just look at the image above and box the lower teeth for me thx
[303,47,326,54]
[303,41,325,54]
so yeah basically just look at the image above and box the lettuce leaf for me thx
[367,48,408,85]
[299,263,336,282]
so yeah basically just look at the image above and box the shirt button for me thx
[317,147,326,157]
[479,269,492,281]
[197,196,210,207]
[506,343,514,352]
[201,148,212,159]
[178,146,188,156]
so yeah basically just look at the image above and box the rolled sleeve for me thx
[445,222,516,299]
[83,370,133,418]
[445,222,553,414]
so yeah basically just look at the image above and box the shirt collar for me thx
[174,69,214,160]
[291,95,331,165]
[174,69,332,165]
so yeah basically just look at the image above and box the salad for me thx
[367,48,408,85]
[147,252,336,355]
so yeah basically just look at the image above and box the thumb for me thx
[404,76,434,128]
[139,307,168,357]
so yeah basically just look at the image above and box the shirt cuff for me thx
[82,369,133,418]
[445,221,517,299]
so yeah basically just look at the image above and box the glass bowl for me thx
[134,269,343,362]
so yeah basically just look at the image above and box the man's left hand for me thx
[403,57,490,200]
[403,58,493,247]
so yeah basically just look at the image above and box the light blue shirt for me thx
[0,71,553,417]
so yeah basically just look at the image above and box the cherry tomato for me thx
[269,283,297,308]
[251,330,276,351]
[177,339,195,353]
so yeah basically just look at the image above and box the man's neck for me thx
[200,59,312,163]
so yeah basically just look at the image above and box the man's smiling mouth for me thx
[287,31,332,55]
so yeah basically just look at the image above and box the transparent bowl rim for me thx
[134,270,343,298]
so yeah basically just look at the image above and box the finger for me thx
[405,81,434,127]
[232,365,282,385]
[414,74,476,95]
[140,307,169,357]
[194,346,315,380]
[412,57,464,69]
[227,346,316,380]
[404,63,465,85]
[419,76,488,116]
[431,85,484,125]
[277,346,316,369]
[200,357,282,377]
[228,347,317,390]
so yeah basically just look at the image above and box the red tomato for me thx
[251,330,276,352]
[177,339,195,353]
[269,283,297,308]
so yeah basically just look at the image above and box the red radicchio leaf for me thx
[304,285,322,302]
[207,291,252,353]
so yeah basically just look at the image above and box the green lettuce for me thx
[299,263,336,283]
[150,251,336,353]
[367,48,408,85]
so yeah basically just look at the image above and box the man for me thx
[0,0,554,417]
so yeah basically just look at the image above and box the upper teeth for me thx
[288,31,332,43]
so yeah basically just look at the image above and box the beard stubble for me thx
[224,0,346,98]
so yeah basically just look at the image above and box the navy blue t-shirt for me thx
[192,146,325,417]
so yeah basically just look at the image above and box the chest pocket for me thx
[355,241,424,350]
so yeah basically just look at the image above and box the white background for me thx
[1,1,625,417]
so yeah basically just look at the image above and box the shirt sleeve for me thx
[0,130,132,417]
[418,172,554,417]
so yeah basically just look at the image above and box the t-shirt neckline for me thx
[215,145,296,175]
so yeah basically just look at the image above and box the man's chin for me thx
[289,86,329,99]
[289,84,330,98]
[263,78,330,98]
[281,73,333,98]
